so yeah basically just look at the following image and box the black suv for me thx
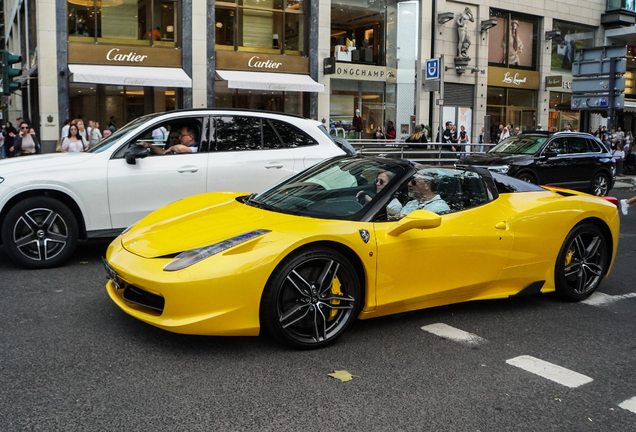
[456,131,616,196]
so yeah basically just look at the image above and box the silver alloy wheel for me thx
[562,230,605,296]
[592,174,609,196]
[277,257,357,345]
[12,208,69,262]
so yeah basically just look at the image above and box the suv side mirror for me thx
[543,150,557,159]
[125,144,149,165]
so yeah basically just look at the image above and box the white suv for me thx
[0,109,344,268]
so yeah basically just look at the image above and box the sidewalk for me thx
[614,174,636,190]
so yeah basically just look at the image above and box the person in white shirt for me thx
[61,119,70,139]
[91,121,103,147]
[61,124,88,152]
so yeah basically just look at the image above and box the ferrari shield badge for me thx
[359,229,370,243]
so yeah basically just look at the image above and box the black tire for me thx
[260,246,361,349]
[554,223,607,301]
[516,172,536,184]
[590,172,610,196]
[1,197,79,269]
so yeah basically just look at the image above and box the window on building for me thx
[550,20,595,73]
[67,0,180,47]
[214,0,304,55]
[488,9,538,70]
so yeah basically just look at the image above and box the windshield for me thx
[489,136,547,154]
[251,157,407,220]
[87,116,152,153]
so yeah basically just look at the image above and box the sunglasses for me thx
[20,126,29,130]
[375,178,386,185]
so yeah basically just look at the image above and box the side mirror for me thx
[387,209,442,236]
[543,150,557,159]
[124,144,149,165]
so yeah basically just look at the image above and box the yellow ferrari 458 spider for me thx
[105,155,619,349]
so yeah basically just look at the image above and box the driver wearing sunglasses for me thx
[397,169,450,216]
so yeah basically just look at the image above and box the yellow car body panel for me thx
[106,184,619,336]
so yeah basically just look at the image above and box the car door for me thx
[206,115,296,194]
[373,172,513,314]
[107,117,209,229]
[564,136,598,189]
[535,136,575,186]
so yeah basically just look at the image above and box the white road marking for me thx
[582,292,636,306]
[506,355,593,388]
[619,397,636,414]
[420,323,486,345]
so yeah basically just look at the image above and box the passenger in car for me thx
[357,171,395,205]
[397,170,450,215]
[143,126,198,154]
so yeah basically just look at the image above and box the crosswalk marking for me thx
[619,397,636,414]
[421,323,486,345]
[506,355,593,388]
[582,292,636,306]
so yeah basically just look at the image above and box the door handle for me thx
[265,162,284,169]
[177,166,199,173]
[495,221,507,230]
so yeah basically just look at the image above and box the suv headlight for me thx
[164,229,271,271]
[487,165,510,174]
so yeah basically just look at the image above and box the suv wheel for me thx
[2,197,79,269]
[590,173,609,196]
[517,172,536,184]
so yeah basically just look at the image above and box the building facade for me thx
[3,0,636,151]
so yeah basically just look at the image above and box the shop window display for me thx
[550,20,595,73]
[488,9,538,70]
[67,0,180,47]
[214,0,304,54]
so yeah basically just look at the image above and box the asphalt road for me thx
[2,190,636,431]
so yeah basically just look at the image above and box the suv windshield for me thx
[489,135,547,155]
[87,116,153,153]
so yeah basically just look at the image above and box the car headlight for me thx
[487,165,510,174]
[163,229,271,272]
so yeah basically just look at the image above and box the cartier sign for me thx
[488,67,540,89]
[216,51,309,74]
[68,42,182,67]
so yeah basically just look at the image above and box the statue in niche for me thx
[457,7,474,58]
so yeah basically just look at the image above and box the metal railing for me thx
[346,139,497,165]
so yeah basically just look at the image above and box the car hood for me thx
[121,192,297,258]
[460,152,532,166]
[0,152,95,175]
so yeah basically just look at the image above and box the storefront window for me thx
[67,0,180,47]
[330,79,386,140]
[215,0,304,54]
[486,87,537,139]
[550,21,595,73]
[549,91,579,132]
[214,81,304,115]
[331,0,387,67]
[69,83,179,130]
[488,9,538,70]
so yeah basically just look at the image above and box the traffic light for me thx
[1,50,22,95]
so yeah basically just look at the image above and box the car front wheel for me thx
[260,246,361,349]
[590,173,610,196]
[2,197,79,269]
[554,223,607,301]
[516,172,536,184]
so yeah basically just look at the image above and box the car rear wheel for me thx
[260,246,361,349]
[516,172,536,184]
[2,197,79,269]
[554,223,607,301]
[590,173,610,196]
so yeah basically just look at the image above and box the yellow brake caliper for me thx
[328,276,342,321]
[565,249,574,269]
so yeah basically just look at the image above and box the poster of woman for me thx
[488,15,534,68]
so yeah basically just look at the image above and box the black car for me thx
[456,131,616,196]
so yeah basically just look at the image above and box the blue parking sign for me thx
[425,59,440,80]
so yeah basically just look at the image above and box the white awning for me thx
[68,64,192,88]
[624,99,636,113]
[216,70,324,92]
